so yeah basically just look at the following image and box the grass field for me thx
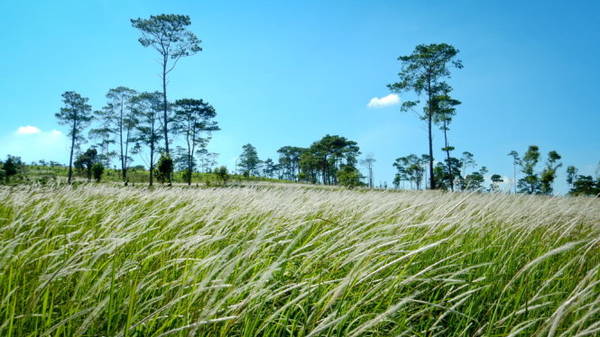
[0,185,599,336]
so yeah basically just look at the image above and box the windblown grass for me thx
[0,185,599,336]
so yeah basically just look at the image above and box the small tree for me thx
[92,162,104,182]
[214,166,229,185]
[2,155,24,182]
[74,148,99,182]
[156,153,174,184]
[489,174,504,192]
[173,98,219,185]
[517,145,541,194]
[55,91,93,184]
[540,150,562,195]
[262,158,278,178]
[337,165,362,188]
[238,143,260,177]
[569,175,600,196]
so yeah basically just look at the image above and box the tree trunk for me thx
[162,57,172,186]
[67,119,76,184]
[427,114,435,190]
[119,102,125,183]
[426,78,436,190]
[443,121,453,191]
[149,141,154,187]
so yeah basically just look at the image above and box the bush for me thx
[156,154,174,184]
[2,155,24,182]
[92,163,104,182]
[214,166,230,185]
[336,165,362,188]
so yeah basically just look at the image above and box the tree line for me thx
[235,134,362,187]
[1,16,598,196]
[52,14,219,186]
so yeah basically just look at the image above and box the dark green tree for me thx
[74,148,99,182]
[55,91,93,184]
[299,135,360,185]
[262,158,278,178]
[388,43,463,189]
[277,146,305,181]
[489,174,504,192]
[131,14,202,157]
[337,165,362,188]
[92,162,104,182]
[569,175,600,196]
[2,155,24,182]
[214,166,230,185]
[433,86,461,191]
[540,151,562,195]
[393,154,427,190]
[156,153,174,184]
[517,145,541,194]
[173,99,219,185]
[238,144,260,177]
[462,166,488,191]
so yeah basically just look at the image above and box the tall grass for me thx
[0,185,599,336]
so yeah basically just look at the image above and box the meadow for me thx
[0,184,599,336]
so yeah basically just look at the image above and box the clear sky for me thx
[1,0,599,193]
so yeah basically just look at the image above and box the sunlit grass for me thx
[0,185,599,336]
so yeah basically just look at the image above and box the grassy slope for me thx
[0,185,599,336]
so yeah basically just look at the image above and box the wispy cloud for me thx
[367,94,400,108]
[16,125,42,135]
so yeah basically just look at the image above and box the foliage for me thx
[388,43,463,189]
[55,91,93,183]
[99,86,138,182]
[261,158,279,178]
[238,143,260,177]
[277,146,305,181]
[74,147,99,182]
[517,146,562,195]
[131,14,202,156]
[569,175,600,196]
[132,91,163,186]
[173,98,219,185]
[299,135,361,185]
[1,155,24,182]
[214,166,230,185]
[92,162,104,182]
[336,165,362,188]
[393,154,427,189]
[156,153,174,184]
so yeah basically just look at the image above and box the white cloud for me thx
[1,127,67,163]
[367,94,400,108]
[16,125,41,135]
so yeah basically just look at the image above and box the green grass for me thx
[0,185,599,336]
[16,165,289,186]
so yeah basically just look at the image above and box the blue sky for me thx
[1,0,599,192]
